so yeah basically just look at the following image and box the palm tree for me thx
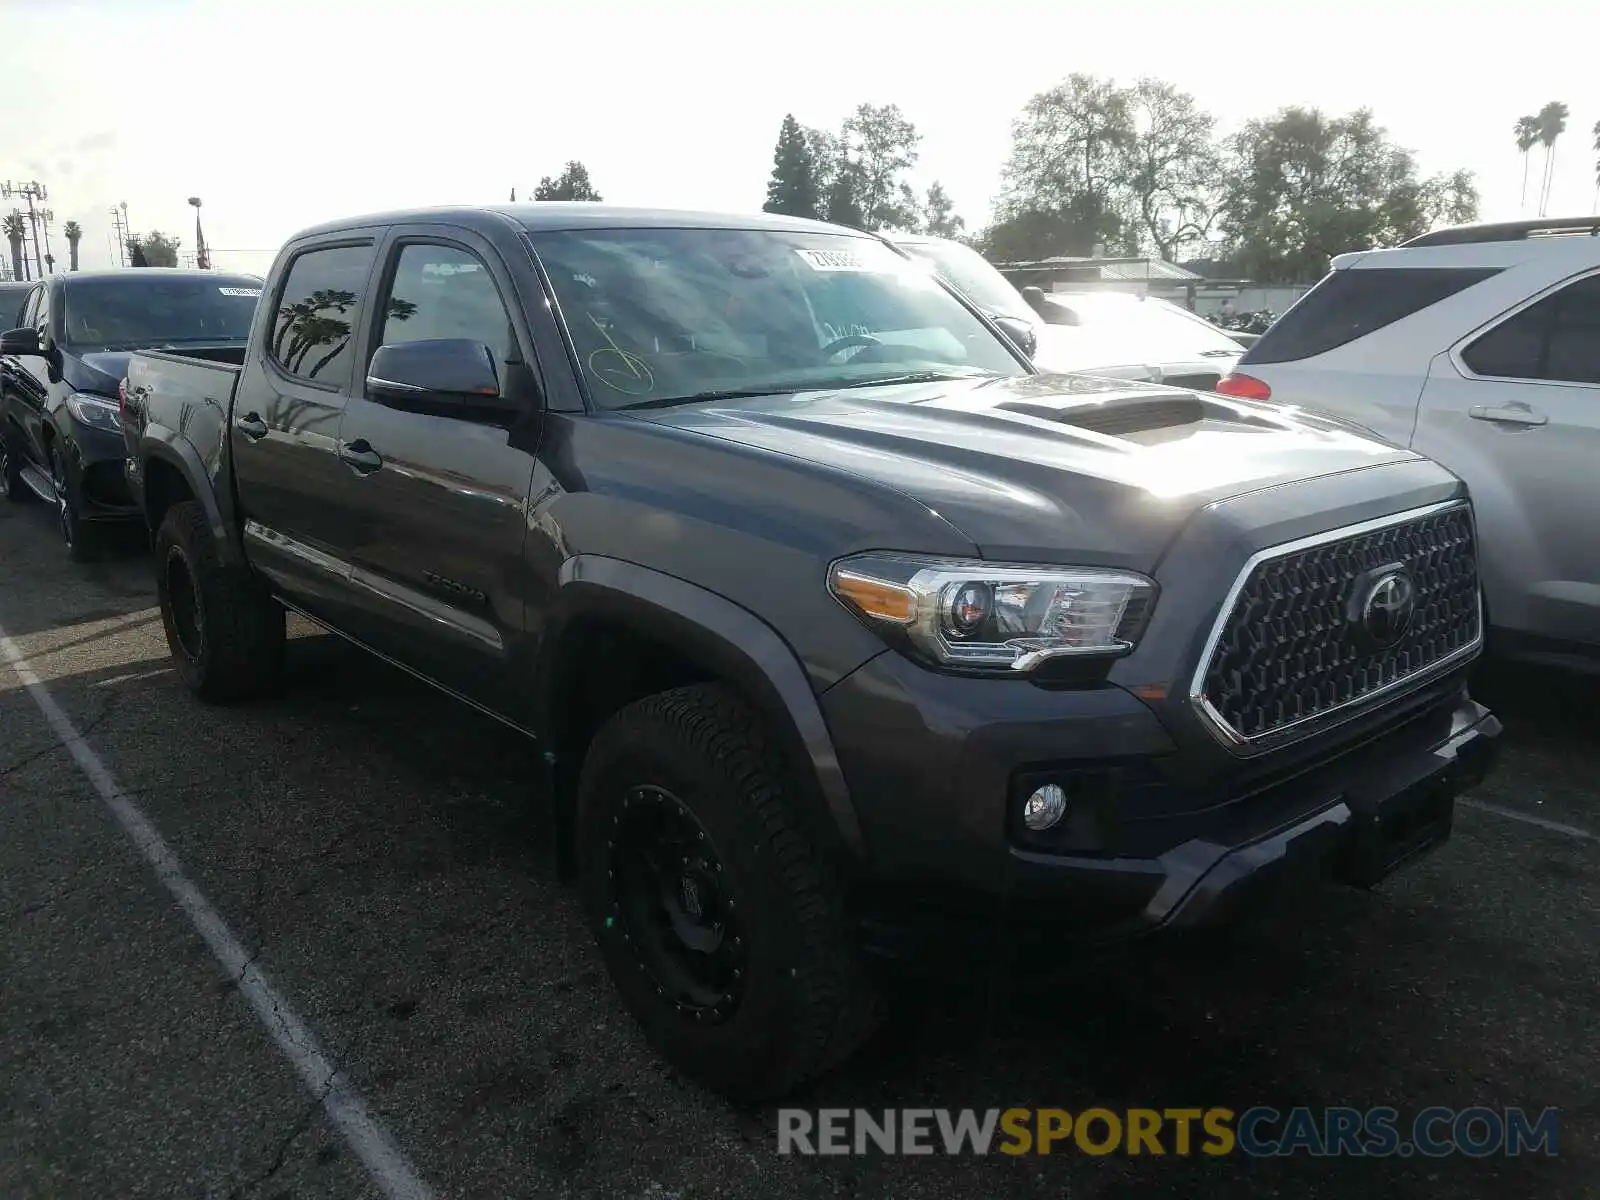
[1514,116,1540,210]
[1592,119,1600,213]
[62,220,82,271]
[1535,100,1569,217]
[2,212,25,281]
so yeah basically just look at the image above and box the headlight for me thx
[828,552,1156,672]
[65,392,121,432]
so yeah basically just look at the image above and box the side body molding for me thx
[548,554,866,860]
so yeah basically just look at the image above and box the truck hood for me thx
[70,344,244,397]
[639,373,1418,569]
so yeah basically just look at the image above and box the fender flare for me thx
[541,553,866,860]
[138,427,243,567]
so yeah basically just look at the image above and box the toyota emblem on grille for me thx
[1357,568,1416,648]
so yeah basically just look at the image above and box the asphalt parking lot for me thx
[1,498,1596,1200]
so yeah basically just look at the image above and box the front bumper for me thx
[821,650,1499,949]
[60,418,139,520]
[1006,692,1498,937]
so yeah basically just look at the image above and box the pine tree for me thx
[763,115,820,218]
[824,162,866,229]
[534,162,603,202]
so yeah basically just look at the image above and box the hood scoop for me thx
[998,391,1209,437]
[993,389,1292,440]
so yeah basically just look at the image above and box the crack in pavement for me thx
[222,992,380,1199]
[13,875,108,918]
[226,1076,334,1200]
[0,690,121,779]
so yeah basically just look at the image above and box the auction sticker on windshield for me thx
[218,287,262,297]
[795,248,884,273]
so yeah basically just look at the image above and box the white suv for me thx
[1218,217,1600,672]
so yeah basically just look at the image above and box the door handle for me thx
[235,413,268,440]
[1468,405,1548,427]
[338,438,384,475]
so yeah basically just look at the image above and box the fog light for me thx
[1022,783,1068,831]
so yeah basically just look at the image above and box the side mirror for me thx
[990,314,1038,360]
[1020,286,1049,316]
[366,338,518,417]
[0,327,41,357]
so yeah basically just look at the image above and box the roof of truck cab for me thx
[288,204,858,241]
[55,268,262,283]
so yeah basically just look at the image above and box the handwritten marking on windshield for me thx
[585,313,655,396]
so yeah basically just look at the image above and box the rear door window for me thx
[1240,267,1501,365]
[269,243,376,385]
[1460,273,1600,385]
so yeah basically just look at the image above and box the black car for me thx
[0,268,262,558]
[0,280,32,328]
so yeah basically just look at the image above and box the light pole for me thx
[1,181,48,279]
[38,207,54,274]
[188,196,209,269]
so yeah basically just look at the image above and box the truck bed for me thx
[126,346,244,414]
[123,347,246,484]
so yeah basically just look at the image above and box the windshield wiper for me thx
[614,372,996,411]
[834,370,997,389]
[615,385,817,410]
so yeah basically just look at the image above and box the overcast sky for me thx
[1,0,1595,278]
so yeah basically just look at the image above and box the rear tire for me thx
[576,683,881,1101]
[155,500,285,702]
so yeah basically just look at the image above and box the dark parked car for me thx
[0,268,262,558]
[0,280,32,328]
[123,204,1498,1099]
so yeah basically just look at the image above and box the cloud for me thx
[73,130,119,154]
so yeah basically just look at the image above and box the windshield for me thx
[60,276,262,350]
[894,238,1034,324]
[1041,294,1244,361]
[529,227,1027,410]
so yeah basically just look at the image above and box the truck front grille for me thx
[1195,501,1481,748]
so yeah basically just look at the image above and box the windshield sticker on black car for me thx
[217,287,262,297]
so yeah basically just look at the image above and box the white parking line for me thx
[1460,797,1597,842]
[0,624,437,1200]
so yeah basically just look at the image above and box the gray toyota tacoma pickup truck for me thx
[122,204,1500,1100]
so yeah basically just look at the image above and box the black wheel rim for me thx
[50,453,72,547]
[164,546,204,662]
[608,785,748,1023]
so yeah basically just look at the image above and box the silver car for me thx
[882,232,1245,386]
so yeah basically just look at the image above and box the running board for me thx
[19,463,56,504]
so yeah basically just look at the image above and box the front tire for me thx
[49,444,97,562]
[576,684,881,1101]
[155,500,286,702]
